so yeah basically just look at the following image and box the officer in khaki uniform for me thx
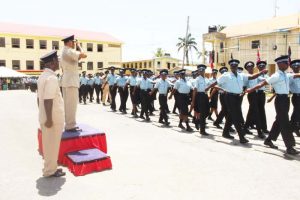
[61,35,87,131]
[37,51,66,177]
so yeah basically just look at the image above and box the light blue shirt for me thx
[217,72,249,94]
[138,78,152,90]
[194,76,210,92]
[246,78,258,89]
[80,76,88,85]
[115,76,128,87]
[266,70,289,94]
[208,77,217,85]
[127,76,137,86]
[94,76,102,85]
[257,74,269,91]
[289,73,300,94]
[87,78,94,86]
[155,79,171,94]
[107,74,117,86]
[174,78,192,94]
[190,78,197,88]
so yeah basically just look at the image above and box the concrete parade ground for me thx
[1,90,300,200]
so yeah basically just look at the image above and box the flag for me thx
[209,50,214,69]
[288,46,292,65]
[257,47,261,63]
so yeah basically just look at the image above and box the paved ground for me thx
[1,90,300,200]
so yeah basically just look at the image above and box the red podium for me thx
[38,124,112,176]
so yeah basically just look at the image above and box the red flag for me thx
[209,51,214,69]
[288,46,292,65]
[257,47,261,63]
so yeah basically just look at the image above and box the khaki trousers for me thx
[41,123,64,177]
[102,84,111,104]
[62,87,78,129]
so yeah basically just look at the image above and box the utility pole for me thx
[182,16,189,68]
[274,0,279,17]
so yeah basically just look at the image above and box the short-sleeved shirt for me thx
[266,70,289,94]
[37,68,65,125]
[87,78,94,86]
[194,76,210,92]
[246,77,258,89]
[288,73,300,94]
[94,77,102,85]
[116,76,128,87]
[127,76,137,86]
[257,74,269,91]
[107,74,117,86]
[80,76,88,85]
[217,72,249,94]
[61,46,81,88]
[155,79,171,94]
[137,77,152,90]
[190,78,197,88]
[174,78,192,94]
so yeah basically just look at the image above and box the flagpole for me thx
[182,16,189,69]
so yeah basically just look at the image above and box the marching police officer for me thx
[246,55,300,155]
[115,69,128,114]
[94,73,103,104]
[79,71,88,104]
[150,69,171,126]
[126,69,139,117]
[107,67,117,111]
[87,74,94,103]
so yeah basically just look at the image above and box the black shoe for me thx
[166,111,171,114]
[195,123,200,130]
[262,129,270,134]
[131,112,134,115]
[229,127,235,132]
[249,125,256,129]
[222,134,234,139]
[213,122,223,129]
[173,111,178,114]
[134,114,139,118]
[264,139,278,149]
[122,111,127,114]
[200,131,209,136]
[240,137,249,144]
[149,113,155,116]
[244,128,253,135]
[158,120,164,124]
[208,116,213,121]
[146,117,151,122]
[294,129,300,137]
[258,133,266,139]
[286,148,299,155]
[165,122,170,126]
[178,124,185,130]
[186,127,194,132]
[140,116,145,120]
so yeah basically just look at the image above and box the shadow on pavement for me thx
[36,177,66,197]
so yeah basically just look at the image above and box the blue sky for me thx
[1,0,299,62]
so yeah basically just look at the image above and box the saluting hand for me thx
[44,119,53,128]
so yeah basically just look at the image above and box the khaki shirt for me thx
[37,68,65,125]
[61,46,80,88]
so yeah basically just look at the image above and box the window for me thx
[167,63,171,69]
[87,62,93,70]
[251,40,260,49]
[52,41,59,50]
[131,64,133,68]
[97,44,103,52]
[173,63,176,68]
[139,63,142,69]
[144,62,147,68]
[149,62,152,68]
[39,40,47,49]
[157,61,161,67]
[26,60,34,70]
[40,61,45,70]
[0,37,5,47]
[0,60,6,66]
[108,44,121,48]
[12,38,20,48]
[12,60,20,70]
[26,39,34,49]
[97,62,103,69]
[220,42,224,52]
[135,63,137,68]
[87,43,93,52]
[76,43,82,51]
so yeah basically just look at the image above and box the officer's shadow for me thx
[36,177,66,197]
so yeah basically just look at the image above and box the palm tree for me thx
[154,48,164,57]
[217,25,226,32]
[177,33,198,66]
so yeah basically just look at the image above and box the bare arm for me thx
[44,99,53,128]
[76,42,87,59]
[168,88,176,99]
[246,80,268,93]
[248,69,268,80]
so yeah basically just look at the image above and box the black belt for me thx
[257,90,265,93]
[227,92,241,96]
[197,92,207,94]
[179,93,189,96]
[159,94,167,96]
[276,94,288,97]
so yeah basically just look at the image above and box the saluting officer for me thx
[246,55,300,155]
[150,69,171,126]
[115,69,128,114]
[256,61,270,133]
[191,65,210,135]
[107,66,117,111]
[37,50,65,177]
[210,59,266,143]
[61,35,87,132]
[94,73,103,104]
[289,59,300,136]
[169,69,193,132]
[244,61,265,139]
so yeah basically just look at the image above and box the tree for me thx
[176,33,198,66]
[217,25,226,32]
[154,48,164,57]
